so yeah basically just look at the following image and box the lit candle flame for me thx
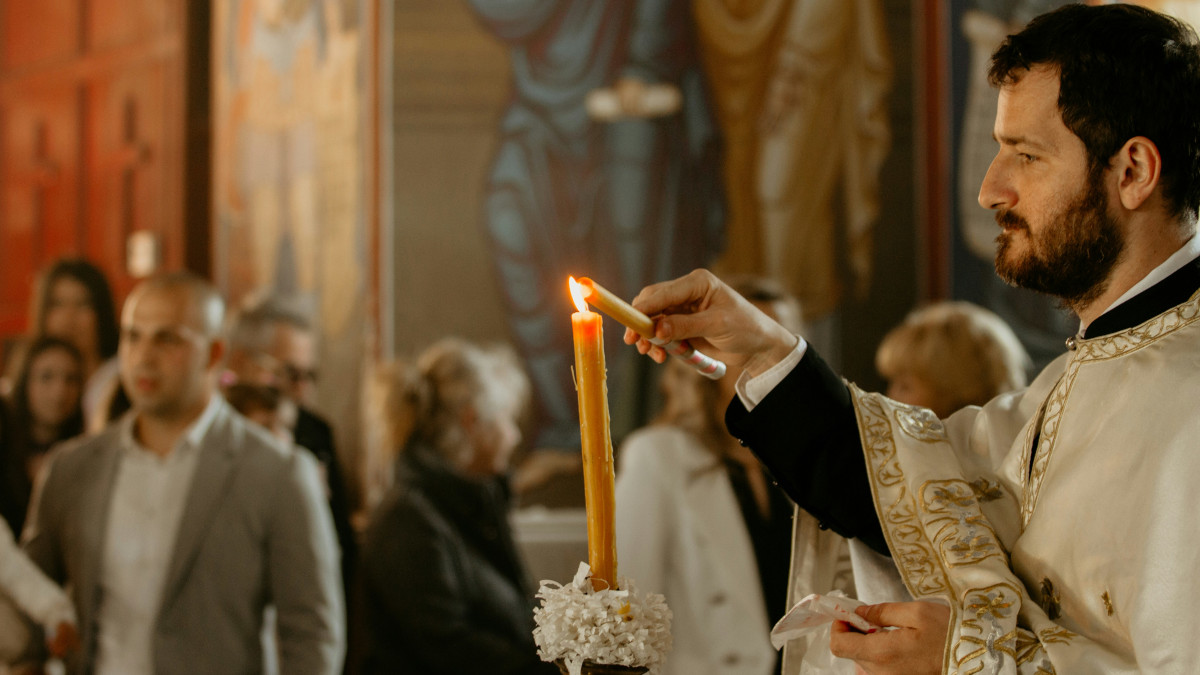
[569,276,589,313]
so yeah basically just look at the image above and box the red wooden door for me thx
[0,0,201,346]
[0,83,83,336]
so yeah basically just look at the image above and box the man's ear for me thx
[1114,136,1162,211]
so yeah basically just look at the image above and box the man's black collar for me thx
[1083,257,1200,338]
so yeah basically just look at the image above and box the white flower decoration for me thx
[533,563,672,675]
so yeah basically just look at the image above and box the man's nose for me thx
[978,154,1013,211]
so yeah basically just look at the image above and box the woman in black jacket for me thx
[361,338,557,675]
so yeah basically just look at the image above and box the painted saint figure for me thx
[469,0,724,453]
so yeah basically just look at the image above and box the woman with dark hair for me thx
[0,336,85,535]
[27,258,120,430]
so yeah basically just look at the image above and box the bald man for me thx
[23,272,344,674]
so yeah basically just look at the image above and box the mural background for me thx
[213,0,375,500]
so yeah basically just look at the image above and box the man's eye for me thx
[1019,153,1037,163]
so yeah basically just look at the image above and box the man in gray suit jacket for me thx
[24,272,344,674]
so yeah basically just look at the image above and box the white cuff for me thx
[735,337,808,412]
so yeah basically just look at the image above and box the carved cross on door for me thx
[9,121,62,260]
[112,96,155,237]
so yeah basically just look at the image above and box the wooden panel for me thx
[0,0,196,345]
[1,0,80,72]
[0,83,82,335]
[84,60,178,300]
[85,0,174,51]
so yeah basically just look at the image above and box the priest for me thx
[626,4,1200,673]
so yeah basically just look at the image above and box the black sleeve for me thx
[725,348,888,555]
[294,409,359,593]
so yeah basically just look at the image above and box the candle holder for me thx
[534,563,671,675]
[555,660,649,675]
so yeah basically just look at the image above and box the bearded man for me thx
[625,4,1200,673]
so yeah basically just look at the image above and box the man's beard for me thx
[993,168,1125,311]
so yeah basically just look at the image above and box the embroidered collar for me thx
[1083,256,1200,339]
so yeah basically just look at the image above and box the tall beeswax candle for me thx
[569,276,617,591]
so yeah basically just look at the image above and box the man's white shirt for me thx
[94,394,220,675]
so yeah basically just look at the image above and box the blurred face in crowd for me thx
[979,66,1125,308]
[885,372,951,419]
[44,277,99,360]
[27,346,84,432]
[119,286,221,424]
[462,393,523,477]
[265,323,318,405]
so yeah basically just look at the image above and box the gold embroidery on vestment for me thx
[969,478,1005,502]
[893,405,947,442]
[855,393,948,598]
[1038,626,1076,644]
[920,480,1005,567]
[852,386,1071,674]
[953,583,1054,673]
[1022,293,1200,528]
[1039,577,1062,620]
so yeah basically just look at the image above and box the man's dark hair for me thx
[989,4,1200,222]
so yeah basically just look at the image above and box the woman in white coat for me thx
[615,277,801,675]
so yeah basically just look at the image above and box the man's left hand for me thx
[830,601,950,674]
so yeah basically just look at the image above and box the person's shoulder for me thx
[45,426,119,473]
[292,406,336,460]
[224,409,292,457]
[625,425,706,453]
[364,481,446,543]
[217,406,316,478]
[32,427,119,504]
[295,406,333,435]
[619,426,710,473]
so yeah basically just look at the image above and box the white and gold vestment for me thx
[852,290,1200,673]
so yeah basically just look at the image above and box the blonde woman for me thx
[875,301,1030,418]
[360,339,557,675]
[615,277,805,675]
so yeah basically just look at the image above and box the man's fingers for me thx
[831,618,918,665]
[630,269,717,319]
[831,602,951,674]
[830,620,890,663]
[858,601,950,630]
[645,343,667,363]
[654,311,710,344]
[622,324,668,362]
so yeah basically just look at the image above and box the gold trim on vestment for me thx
[1022,291,1200,527]
[852,388,1062,673]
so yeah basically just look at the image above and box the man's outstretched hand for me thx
[830,601,950,675]
[625,270,798,377]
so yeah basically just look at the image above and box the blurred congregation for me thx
[3,1,1197,674]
